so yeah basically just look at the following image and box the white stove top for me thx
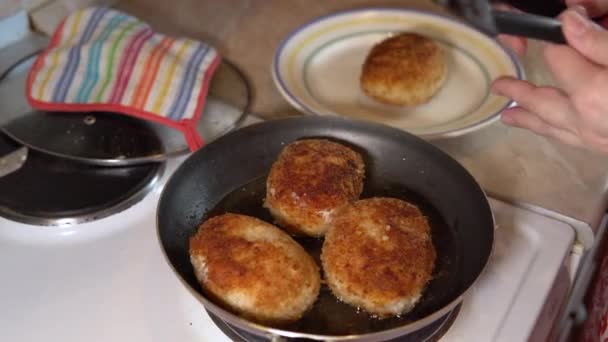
[0,146,575,342]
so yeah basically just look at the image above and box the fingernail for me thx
[566,11,591,37]
[570,5,587,16]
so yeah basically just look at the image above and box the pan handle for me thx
[493,10,566,44]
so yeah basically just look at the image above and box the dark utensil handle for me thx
[493,10,566,44]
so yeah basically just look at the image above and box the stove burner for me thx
[207,304,461,342]
[0,133,163,226]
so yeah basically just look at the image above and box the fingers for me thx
[565,0,608,17]
[492,77,577,132]
[542,42,603,93]
[501,107,584,147]
[562,9,608,66]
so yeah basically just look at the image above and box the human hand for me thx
[492,6,608,154]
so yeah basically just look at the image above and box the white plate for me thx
[272,8,524,138]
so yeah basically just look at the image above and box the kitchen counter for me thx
[29,0,608,245]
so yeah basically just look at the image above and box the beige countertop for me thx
[29,0,608,244]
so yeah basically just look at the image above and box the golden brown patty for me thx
[321,197,436,317]
[264,139,365,237]
[189,213,320,325]
[360,33,447,106]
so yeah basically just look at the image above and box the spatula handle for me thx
[493,10,566,44]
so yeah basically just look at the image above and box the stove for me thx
[0,147,576,341]
[0,10,581,342]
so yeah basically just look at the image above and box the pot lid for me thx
[0,54,251,165]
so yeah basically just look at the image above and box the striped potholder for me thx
[26,7,220,151]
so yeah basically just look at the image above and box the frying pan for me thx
[157,116,494,341]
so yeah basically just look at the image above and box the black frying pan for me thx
[157,116,494,341]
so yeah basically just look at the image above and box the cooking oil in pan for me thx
[206,176,460,335]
